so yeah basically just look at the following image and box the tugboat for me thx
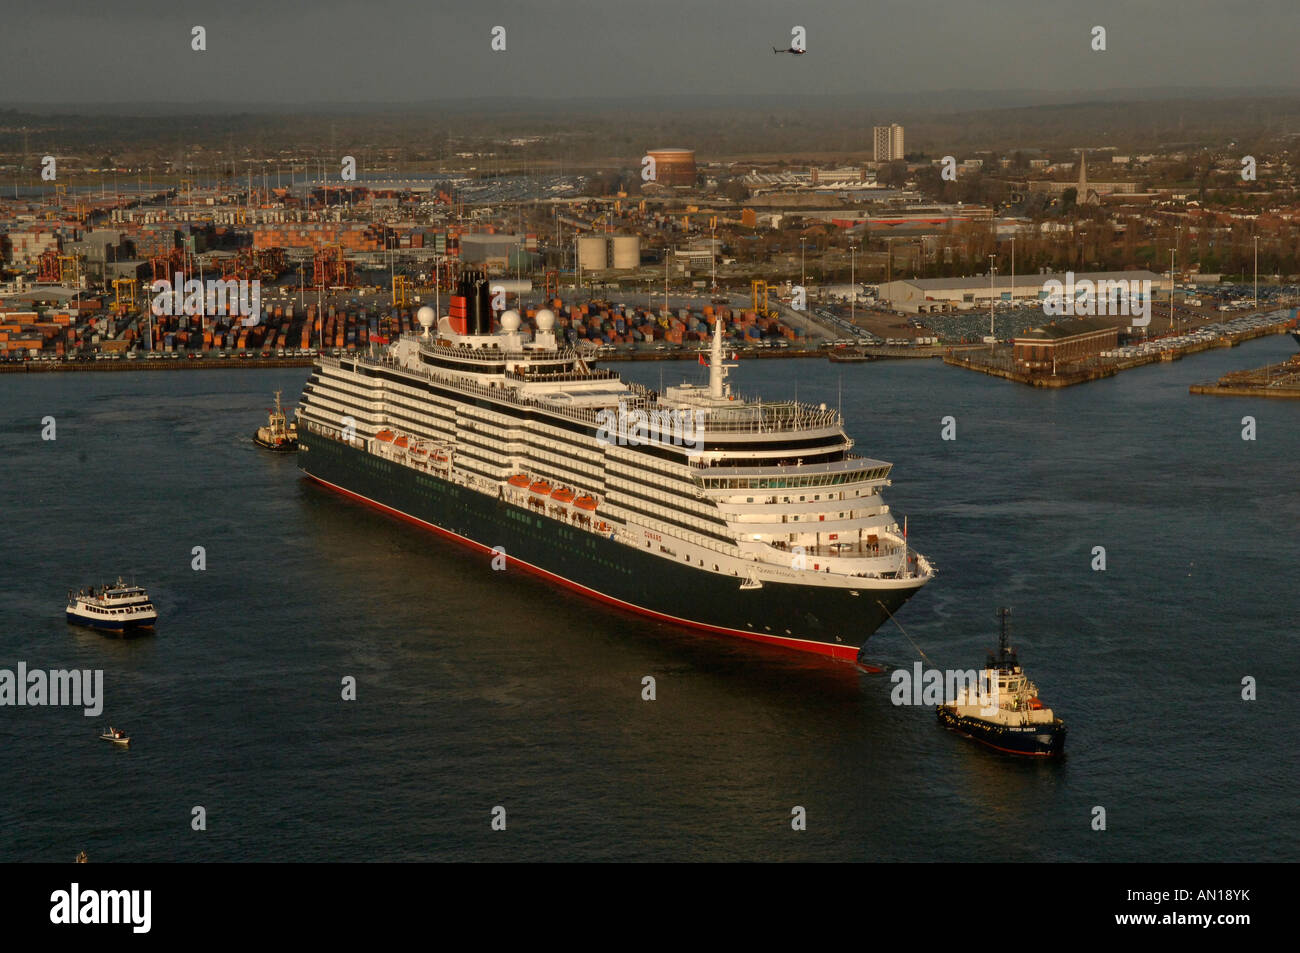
[937,608,1066,757]
[254,390,299,451]
[66,579,157,632]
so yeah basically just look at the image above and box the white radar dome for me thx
[535,308,556,331]
[499,309,521,332]
[416,306,436,330]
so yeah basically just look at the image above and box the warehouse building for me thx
[460,232,526,270]
[877,270,1169,313]
[645,148,697,187]
[1013,316,1121,370]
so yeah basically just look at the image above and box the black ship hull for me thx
[937,707,1066,757]
[298,432,924,660]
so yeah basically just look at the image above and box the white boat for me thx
[254,390,299,451]
[67,578,158,632]
[99,727,130,747]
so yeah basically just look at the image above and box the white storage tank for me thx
[609,235,641,270]
[577,236,608,271]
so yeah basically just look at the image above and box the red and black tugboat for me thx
[937,608,1066,757]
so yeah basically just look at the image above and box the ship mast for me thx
[708,316,737,400]
[709,316,724,398]
[997,607,1012,665]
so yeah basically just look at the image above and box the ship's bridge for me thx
[691,455,893,494]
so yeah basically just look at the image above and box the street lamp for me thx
[1253,235,1259,309]
[1010,236,1015,307]
[849,244,857,324]
[988,254,996,352]
[711,224,717,294]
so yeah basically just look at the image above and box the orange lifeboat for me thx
[551,487,575,504]
[1028,697,1044,710]
[393,436,409,449]
[375,430,395,442]
[574,495,598,511]
[508,474,530,488]
[529,480,552,494]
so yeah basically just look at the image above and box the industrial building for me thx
[576,235,641,271]
[877,270,1170,313]
[645,148,697,187]
[1012,316,1121,370]
[460,232,526,269]
[873,124,905,162]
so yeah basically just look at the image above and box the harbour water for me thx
[1,335,1296,861]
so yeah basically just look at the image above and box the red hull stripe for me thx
[943,725,1059,757]
[303,472,860,661]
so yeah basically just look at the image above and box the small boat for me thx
[574,495,598,511]
[99,727,130,747]
[254,390,299,451]
[551,487,575,504]
[507,474,530,488]
[67,578,157,632]
[937,608,1066,757]
[529,480,552,495]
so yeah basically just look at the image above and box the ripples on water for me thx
[1,339,1296,861]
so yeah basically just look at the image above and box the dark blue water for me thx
[2,338,1297,862]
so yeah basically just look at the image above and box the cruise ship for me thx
[295,273,933,660]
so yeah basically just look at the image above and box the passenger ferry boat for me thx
[295,271,933,660]
[66,579,158,632]
[937,608,1066,756]
[254,391,299,451]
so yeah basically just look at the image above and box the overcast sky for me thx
[2,0,1298,106]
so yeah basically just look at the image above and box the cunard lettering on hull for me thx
[295,271,934,659]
